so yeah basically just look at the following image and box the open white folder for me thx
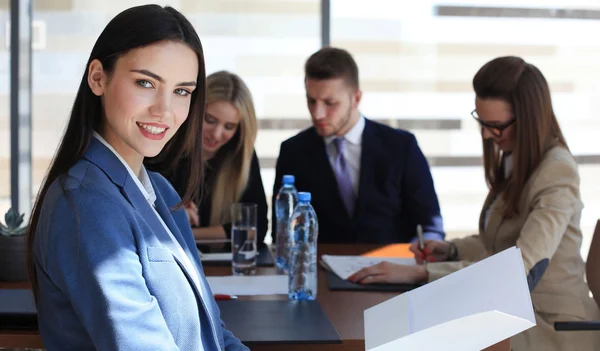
[364,247,535,351]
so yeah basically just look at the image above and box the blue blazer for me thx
[33,138,248,351]
[273,118,445,244]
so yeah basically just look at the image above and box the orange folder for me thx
[361,243,413,259]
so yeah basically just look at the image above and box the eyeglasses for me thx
[471,109,515,138]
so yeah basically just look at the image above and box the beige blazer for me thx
[427,146,600,351]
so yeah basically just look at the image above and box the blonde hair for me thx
[206,71,258,225]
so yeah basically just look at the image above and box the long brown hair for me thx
[473,56,568,217]
[27,5,206,297]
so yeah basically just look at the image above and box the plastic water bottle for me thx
[288,192,319,300]
[275,175,298,273]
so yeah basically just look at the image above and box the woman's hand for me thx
[410,240,452,264]
[184,201,200,227]
[347,262,428,285]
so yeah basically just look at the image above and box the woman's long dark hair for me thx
[27,5,206,297]
[474,56,567,217]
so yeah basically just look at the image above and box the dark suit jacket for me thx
[272,118,445,244]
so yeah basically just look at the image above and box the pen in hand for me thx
[416,224,428,265]
[413,228,446,264]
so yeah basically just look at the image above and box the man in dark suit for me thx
[273,47,445,244]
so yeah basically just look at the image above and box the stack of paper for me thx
[200,252,232,262]
[321,255,416,280]
[364,247,535,351]
[206,275,288,296]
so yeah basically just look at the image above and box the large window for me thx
[26,0,321,241]
[331,0,600,255]
[8,1,600,253]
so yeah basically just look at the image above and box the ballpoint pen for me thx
[416,224,426,264]
[214,294,239,301]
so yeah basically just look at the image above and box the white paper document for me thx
[321,255,416,280]
[206,275,288,296]
[200,252,232,262]
[364,247,536,351]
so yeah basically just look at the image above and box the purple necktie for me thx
[333,138,355,216]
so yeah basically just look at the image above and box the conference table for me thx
[0,244,509,350]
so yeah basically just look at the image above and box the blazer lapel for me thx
[83,138,129,188]
[123,177,206,295]
[151,187,209,296]
[309,130,352,220]
[355,119,375,223]
[150,183,221,334]
[84,138,204,300]
[149,177,226,337]
[151,189,188,258]
[478,192,494,233]
[480,192,504,251]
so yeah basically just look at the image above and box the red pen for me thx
[214,294,239,301]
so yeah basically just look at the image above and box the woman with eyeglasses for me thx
[348,56,599,350]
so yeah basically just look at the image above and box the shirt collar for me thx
[92,131,156,204]
[324,114,365,146]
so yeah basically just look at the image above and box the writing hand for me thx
[410,240,451,264]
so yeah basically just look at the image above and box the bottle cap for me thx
[282,175,295,185]
[298,192,311,202]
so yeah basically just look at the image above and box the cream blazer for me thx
[427,146,600,351]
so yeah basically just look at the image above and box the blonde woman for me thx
[166,70,268,248]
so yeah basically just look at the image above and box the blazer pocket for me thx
[147,246,176,263]
[531,292,587,320]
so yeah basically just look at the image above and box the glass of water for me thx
[230,203,258,275]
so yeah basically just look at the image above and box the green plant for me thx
[0,208,26,236]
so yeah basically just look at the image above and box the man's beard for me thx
[328,106,353,137]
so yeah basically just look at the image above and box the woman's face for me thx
[474,97,516,152]
[202,100,240,157]
[88,40,199,169]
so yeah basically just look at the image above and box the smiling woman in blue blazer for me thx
[26,5,248,351]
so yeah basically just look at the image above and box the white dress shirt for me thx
[324,115,365,197]
[92,132,207,307]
